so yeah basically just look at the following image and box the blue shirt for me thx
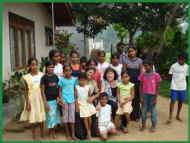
[58,76,77,103]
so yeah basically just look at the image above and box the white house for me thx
[3,3,74,80]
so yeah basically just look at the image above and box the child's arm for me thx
[22,79,30,111]
[75,88,79,112]
[128,86,135,101]
[139,81,144,104]
[40,84,50,112]
[57,87,64,107]
[117,87,121,104]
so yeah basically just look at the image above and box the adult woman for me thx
[126,46,143,121]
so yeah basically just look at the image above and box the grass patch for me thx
[159,80,170,98]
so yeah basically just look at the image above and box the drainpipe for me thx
[51,3,55,48]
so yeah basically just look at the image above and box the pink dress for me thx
[93,70,101,89]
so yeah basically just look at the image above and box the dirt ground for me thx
[3,95,188,141]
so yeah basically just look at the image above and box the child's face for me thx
[106,71,115,82]
[98,53,105,63]
[81,62,87,68]
[112,56,119,65]
[64,67,72,78]
[71,53,79,64]
[89,61,97,69]
[144,64,153,73]
[47,65,54,74]
[60,53,65,63]
[122,73,130,83]
[86,69,95,79]
[178,57,185,65]
[79,78,87,86]
[30,60,38,73]
[100,96,108,106]
[53,52,60,64]
[117,46,124,53]
[128,48,137,58]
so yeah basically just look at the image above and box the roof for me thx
[44,3,75,26]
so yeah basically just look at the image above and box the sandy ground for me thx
[3,95,188,141]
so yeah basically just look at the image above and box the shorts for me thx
[62,103,75,123]
[170,90,186,102]
[98,121,115,134]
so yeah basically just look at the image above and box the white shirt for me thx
[110,64,123,80]
[32,74,42,87]
[76,85,90,102]
[169,62,189,90]
[54,63,63,78]
[97,104,112,123]
[97,62,109,80]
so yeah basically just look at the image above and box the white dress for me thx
[76,85,96,118]
[97,104,115,134]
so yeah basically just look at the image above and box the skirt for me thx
[46,100,61,128]
[20,91,46,123]
[116,101,133,115]
[78,100,96,118]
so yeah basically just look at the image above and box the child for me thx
[139,60,161,132]
[80,56,88,73]
[59,51,66,67]
[101,67,119,122]
[116,71,134,133]
[20,58,46,140]
[58,65,78,140]
[96,92,117,141]
[76,72,97,140]
[126,46,143,121]
[166,53,189,124]
[97,50,109,80]
[87,59,101,89]
[70,50,80,77]
[110,53,123,81]
[86,67,100,100]
[49,49,63,78]
[40,61,60,139]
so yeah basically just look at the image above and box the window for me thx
[9,12,35,70]
[45,27,53,46]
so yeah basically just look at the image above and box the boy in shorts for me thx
[166,53,189,124]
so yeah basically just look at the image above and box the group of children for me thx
[20,44,188,141]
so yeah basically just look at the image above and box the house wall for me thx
[3,3,53,80]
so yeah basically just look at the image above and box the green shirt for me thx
[117,82,134,98]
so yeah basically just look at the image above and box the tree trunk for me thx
[129,32,134,46]
[159,4,180,53]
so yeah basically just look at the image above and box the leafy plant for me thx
[55,31,75,55]
[112,24,128,42]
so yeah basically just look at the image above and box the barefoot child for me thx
[70,50,80,77]
[76,72,97,140]
[97,50,109,80]
[40,61,60,139]
[116,71,134,133]
[49,49,63,78]
[20,58,46,140]
[166,53,188,124]
[97,92,117,141]
[139,60,161,132]
[58,65,78,140]
[110,53,123,81]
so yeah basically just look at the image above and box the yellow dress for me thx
[20,72,46,123]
